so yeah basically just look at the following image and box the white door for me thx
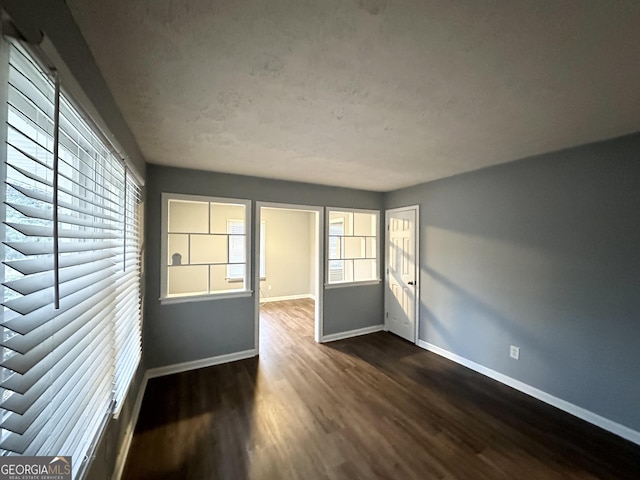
[385,207,418,342]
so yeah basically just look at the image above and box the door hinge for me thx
[385,312,388,318]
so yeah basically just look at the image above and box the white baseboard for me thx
[112,373,149,480]
[417,340,640,446]
[322,324,384,343]
[259,293,314,303]
[146,349,258,379]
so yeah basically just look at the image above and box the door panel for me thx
[385,208,417,342]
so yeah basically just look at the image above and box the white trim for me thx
[314,210,324,343]
[255,202,261,355]
[417,340,640,446]
[384,205,420,344]
[259,293,315,303]
[160,290,253,305]
[325,206,380,215]
[160,193,252,301]
[325,207,381,286]
[112,374,149,480]
[321,325,384,343]
[146,349,258,379]
[255,201,321,211]
[324,279,382,289]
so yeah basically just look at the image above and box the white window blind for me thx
[328,220,344,282]
[1,41,142,476]
[113,172,142,408]
[226,219,245,280]
[227,220,265,280]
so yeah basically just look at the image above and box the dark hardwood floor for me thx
[122,299,640,479]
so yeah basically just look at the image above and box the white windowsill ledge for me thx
[160,290,253,305]
[324,279,381,289]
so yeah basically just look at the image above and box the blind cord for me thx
[52,68,61,310]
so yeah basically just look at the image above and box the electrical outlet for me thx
[510,345,520,360]
[268,285,272,291]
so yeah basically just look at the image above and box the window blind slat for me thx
[6,161,53,189]
[1,300,113,380]
[1,395,47,435]
[1,328,113,454]
[0,302,113,415]
[57,168,123,213]
[4,239,119,256]
[5,222,119,240]
[1,39,142,469]
[0,276,114,335]
[4,250,113,275]
[2,268,115,316]
[1,284,115,355]
[2,332,114,438]
[7,91,55,140]
[7,108,55,155]
[7,180,120,222]
[8,51,55,116]
[5,202,119,231]
[7,160,123,217]
[58,154,124,204]
[4,259,114,296]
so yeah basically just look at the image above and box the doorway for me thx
[254,203,323,353]
[385,206,419,343]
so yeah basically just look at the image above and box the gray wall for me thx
[145,165,384,368]
[324,284,383,335]
[385,132,640,432]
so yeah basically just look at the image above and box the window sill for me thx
[160,290,253,305]
[227,277,267,283]
[324,279,381,289]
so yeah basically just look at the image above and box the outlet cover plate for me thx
[510,345,520,360]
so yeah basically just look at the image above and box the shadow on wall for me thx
[419,263,554,365]
[411,141,640,428]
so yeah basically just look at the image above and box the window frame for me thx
[325,207,381,287]
[160,192,252,303]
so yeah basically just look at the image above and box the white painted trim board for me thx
[321,325,383,343]
[146,349,257,379]
[259,293,315,303]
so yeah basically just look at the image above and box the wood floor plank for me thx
[122,299,640,479]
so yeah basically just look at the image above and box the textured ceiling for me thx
[66,0,640,191]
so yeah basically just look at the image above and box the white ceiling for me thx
[66,0,640,192]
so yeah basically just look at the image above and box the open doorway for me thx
[254,203,323,354]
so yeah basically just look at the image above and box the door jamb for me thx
[384,205,420,344]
